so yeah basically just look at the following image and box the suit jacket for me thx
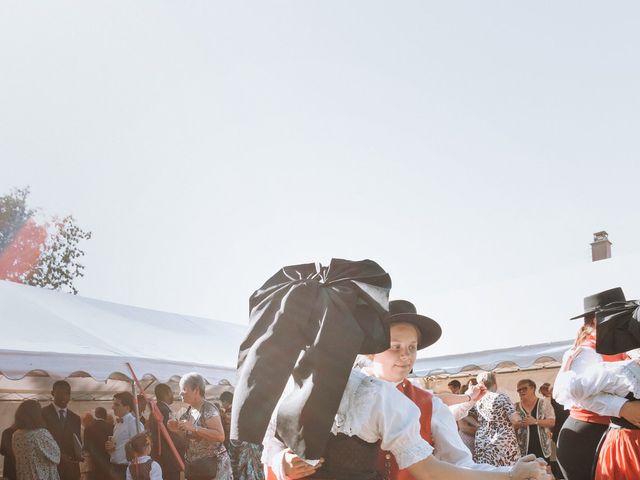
[232,259,392,460]
[83,419,113,480]
[0,425,17,480]
[149,401,185,473]
[42,404,82,480]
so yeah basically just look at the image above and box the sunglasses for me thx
[516,387,529,393]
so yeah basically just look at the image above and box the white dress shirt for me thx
[554,344,640,417]
[263,369,433,480]
[125,456,162,480]
[111,413,145,465]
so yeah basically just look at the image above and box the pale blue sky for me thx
[1,1,639,355]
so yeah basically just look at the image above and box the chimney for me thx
[591,231,612,262]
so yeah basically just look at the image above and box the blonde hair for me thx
[477,371,496,390]
[574,314,596,347]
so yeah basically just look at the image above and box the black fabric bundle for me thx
[595,300,640,355]
[230,258,391,460]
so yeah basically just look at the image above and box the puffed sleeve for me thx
[554,347,640,416]
[37,429,61,465]
[373,382,433,469]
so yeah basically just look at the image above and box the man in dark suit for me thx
[148,383,184,480]
[0,424,17,480]
[42,380,82,480]
[83,407,113,480]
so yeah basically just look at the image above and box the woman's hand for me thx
[511,454,552,479]
[177,419,196,433]
[104,440,115,453]
[167,419,179,432]
[620,400,640,427]
[468,384,487,402]
[282,450,323,479]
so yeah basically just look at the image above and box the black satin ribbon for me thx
[595,300,640,355]
[231,258,391,460]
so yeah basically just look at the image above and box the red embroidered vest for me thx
[377,380,434,480]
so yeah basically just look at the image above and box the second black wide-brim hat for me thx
[384,299,442,350]
[570,287,626,320]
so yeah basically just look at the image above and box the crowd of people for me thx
[0,374,261,480]
[2,259,640,480]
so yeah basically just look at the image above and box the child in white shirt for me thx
[125,432,163,480]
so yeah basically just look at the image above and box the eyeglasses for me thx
[516,387,529,393]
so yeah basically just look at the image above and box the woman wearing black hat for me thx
[554,288,640,480]
[365,299,524,479]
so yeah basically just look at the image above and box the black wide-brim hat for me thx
[570,287,626,320]
[384,299,442,350]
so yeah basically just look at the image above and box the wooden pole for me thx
[126,362,185,473]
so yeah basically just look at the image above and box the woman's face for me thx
[180,384,200,406]
[372,323,419,383]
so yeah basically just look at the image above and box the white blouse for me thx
[553,344,640,417]
[263,369,433,479]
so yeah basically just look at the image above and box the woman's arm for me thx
[37,430,61,465]
[554,348,640,411]
[407,454,550,480]
[195,414,225,443]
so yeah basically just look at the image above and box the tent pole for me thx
[132,380,141,433]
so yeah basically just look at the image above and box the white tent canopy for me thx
[412,339,572,377]
[0,280,247,385]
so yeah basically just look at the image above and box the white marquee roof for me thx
[412,339,572,377]
[0,280,247,384]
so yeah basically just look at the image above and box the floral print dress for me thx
[473,391,521,467]
[181,401,233,480]
[12,428,60,480]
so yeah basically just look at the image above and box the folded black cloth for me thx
[231,258,391,460]
[596,300,640,355]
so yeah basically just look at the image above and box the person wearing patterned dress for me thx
[12,399,61,480]
[473,372,521,467]
[169,372,233,480]
[220,391,264,480]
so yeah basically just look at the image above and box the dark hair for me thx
[125,432,151,461]
[136,394,147,411]
[15,400,46,430]
[154,383,173,401]
[517,378,537,390]
[448,380,461,388]
[220,391,233,404]
[52,380,71,393]
[95,407,107,420]
[114,392,135,410]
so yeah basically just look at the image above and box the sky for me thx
[1,1,639,357]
